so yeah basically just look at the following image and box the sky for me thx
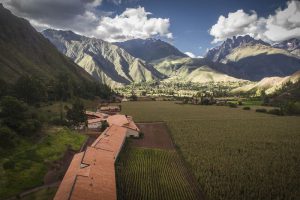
[1,0,300,57]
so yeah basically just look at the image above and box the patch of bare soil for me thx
[132,122,174,150]
[43,135,98,185]
[43,148,76,184]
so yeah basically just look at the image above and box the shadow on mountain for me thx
[223,53,300,81]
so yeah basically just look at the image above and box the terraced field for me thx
[121,101,300,200]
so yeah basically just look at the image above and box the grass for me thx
[116,145,201,200]
[21,187,58,200]
[121,101,300,200]
[0,127,86,199]
[38,99,100,121]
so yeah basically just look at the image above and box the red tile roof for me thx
[107,115,140,132]
[91,125,127,158]
[54,125,127,200]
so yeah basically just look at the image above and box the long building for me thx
[54,125,127,200]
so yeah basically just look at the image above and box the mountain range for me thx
[0,4,93,84]
[232,70,300,95]
[1,3,300,94]
[42,29,165,88]
[151,57,244,83]
[273,38,300,57]
[114,38,187,62]
[205,35,300,81]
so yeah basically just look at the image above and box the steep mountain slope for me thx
[205,35,300,81]
[220,44,300,81]
[152,57,245,83]
[205,35,269,62]
[114,38,187,62]
[0,4,93,84]
[273,38,300,57]
[43,30,164,87]
[232,70,300,95]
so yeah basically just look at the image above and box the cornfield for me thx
[121,101,300,200]
[116,146,202,200]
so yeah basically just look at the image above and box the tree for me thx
[54,74,73,101]
[66,99,87,127]
[0,96,28,130]
[0,79,9,98]
[14,76,47,104]
[0,96,41,136]
[0,126,16,149]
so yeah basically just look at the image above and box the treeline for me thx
[0,74,113,105]
[261,80,300,115]
[0,75,113,150]
[0,96,42,149]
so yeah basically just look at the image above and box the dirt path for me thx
[5,182,59,200]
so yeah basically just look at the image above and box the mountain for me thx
[151,57,245,83]
[114,38,187,62]
[232,70,300,95]
[0,4,93,84]
[205,35,300,81]
[42,30,164,88]
[205,35,269,62]
[273,38,300,57]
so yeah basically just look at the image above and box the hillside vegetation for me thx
[0,4,93,85]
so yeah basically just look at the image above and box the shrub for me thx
[0,126,16,149]
[100,120,109,132]
[268,109,284,116]
[50,118,69,126]
[228,102,238,108]
[238,101,243,105]
[3,160,15,170]
[256,108,267,113]
[243,107,251,110]
[282,102,300,115]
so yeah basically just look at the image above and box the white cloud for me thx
[185,52,203,58]
[210,1,300,43]
[1,0,104,33]
[92,6,172,42]
[1,1,172,42]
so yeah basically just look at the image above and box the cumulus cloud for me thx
[1,0,103,32]
[93,6,172,42]
[210,1,300,43]
[185,52,203,58]
[1,0,172,42]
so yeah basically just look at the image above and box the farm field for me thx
[121,101,300,200]
[116,122,203,200]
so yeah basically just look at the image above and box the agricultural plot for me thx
[132,122,174,149]
[116,122,203,200]
[121,101,300,200]
[116,147,203,200]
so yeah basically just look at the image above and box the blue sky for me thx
[100,0,288,56]
[3,0,299,57]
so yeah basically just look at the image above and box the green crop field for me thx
[121,101,300,200]
[116,145,202,200]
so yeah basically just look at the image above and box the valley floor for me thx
[119,101,300,200]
